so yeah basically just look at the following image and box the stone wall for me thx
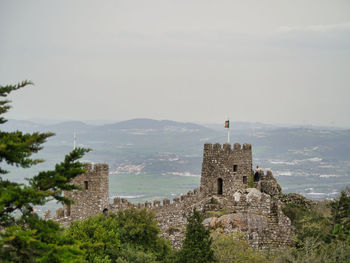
[109,188,204,249]
[109,183,293,250]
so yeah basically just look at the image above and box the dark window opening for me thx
[233,165,238,172]
[67,204,71,216]
[217,178,223,195]
[103,208,108,217]
[84,181,89,190]
[243,176,247,184]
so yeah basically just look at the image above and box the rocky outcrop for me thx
[259,170,282,197]
[279,193,316,210]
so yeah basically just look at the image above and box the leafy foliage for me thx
[0,215,84,263]
[66,214,120,262]
[65,209,173,263]
[211,230,270,263]
[116,245,158,263]
[177,209,215,263]
[0,81,88,262]
[114,208,171,260]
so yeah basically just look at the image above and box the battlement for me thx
[204,142,252,154]
[83,163,109,174]
[110,188,202,211]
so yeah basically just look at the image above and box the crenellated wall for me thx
[109,188,205,249]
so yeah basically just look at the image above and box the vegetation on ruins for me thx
[275,189,350,263]
[207,190,350,263]
[211,230,270,263]
[63,194,350,263]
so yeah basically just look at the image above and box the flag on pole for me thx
[224,120,230,128]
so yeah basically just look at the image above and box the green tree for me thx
[330,188,350,243]
[114,208,171,259]
[0,81,88,262]
[177,209,214,263]
[65,214,121,262]
[65,209,173,263]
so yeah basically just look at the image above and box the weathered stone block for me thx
[114,197,121,204]
[44,210,51,219]
[56,208,64,218]
[163,198,170,206]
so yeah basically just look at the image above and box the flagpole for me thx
[225,118,230,143]
[73,129,76,150]
[227,126,230,143]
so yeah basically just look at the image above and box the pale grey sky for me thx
[1,0,350,126]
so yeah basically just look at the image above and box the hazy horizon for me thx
[1,0,350,127]
[6,117,350,129]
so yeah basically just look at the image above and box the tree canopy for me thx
[65,209,173,263]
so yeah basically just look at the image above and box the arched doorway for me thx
[217,178,223,195]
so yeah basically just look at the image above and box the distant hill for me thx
[102,118,210,131]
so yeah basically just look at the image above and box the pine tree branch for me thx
[0,80,33,124]
[0,80,33,97]
[0,131,54,173]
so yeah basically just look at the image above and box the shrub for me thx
[65,209,173,262]
[211,230,270,263]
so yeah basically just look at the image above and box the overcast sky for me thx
[1,0,350,126]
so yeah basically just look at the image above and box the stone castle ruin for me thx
[52,142,294,249]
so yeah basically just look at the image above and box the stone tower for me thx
[63,163,109,220]
[200,142,253,196]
